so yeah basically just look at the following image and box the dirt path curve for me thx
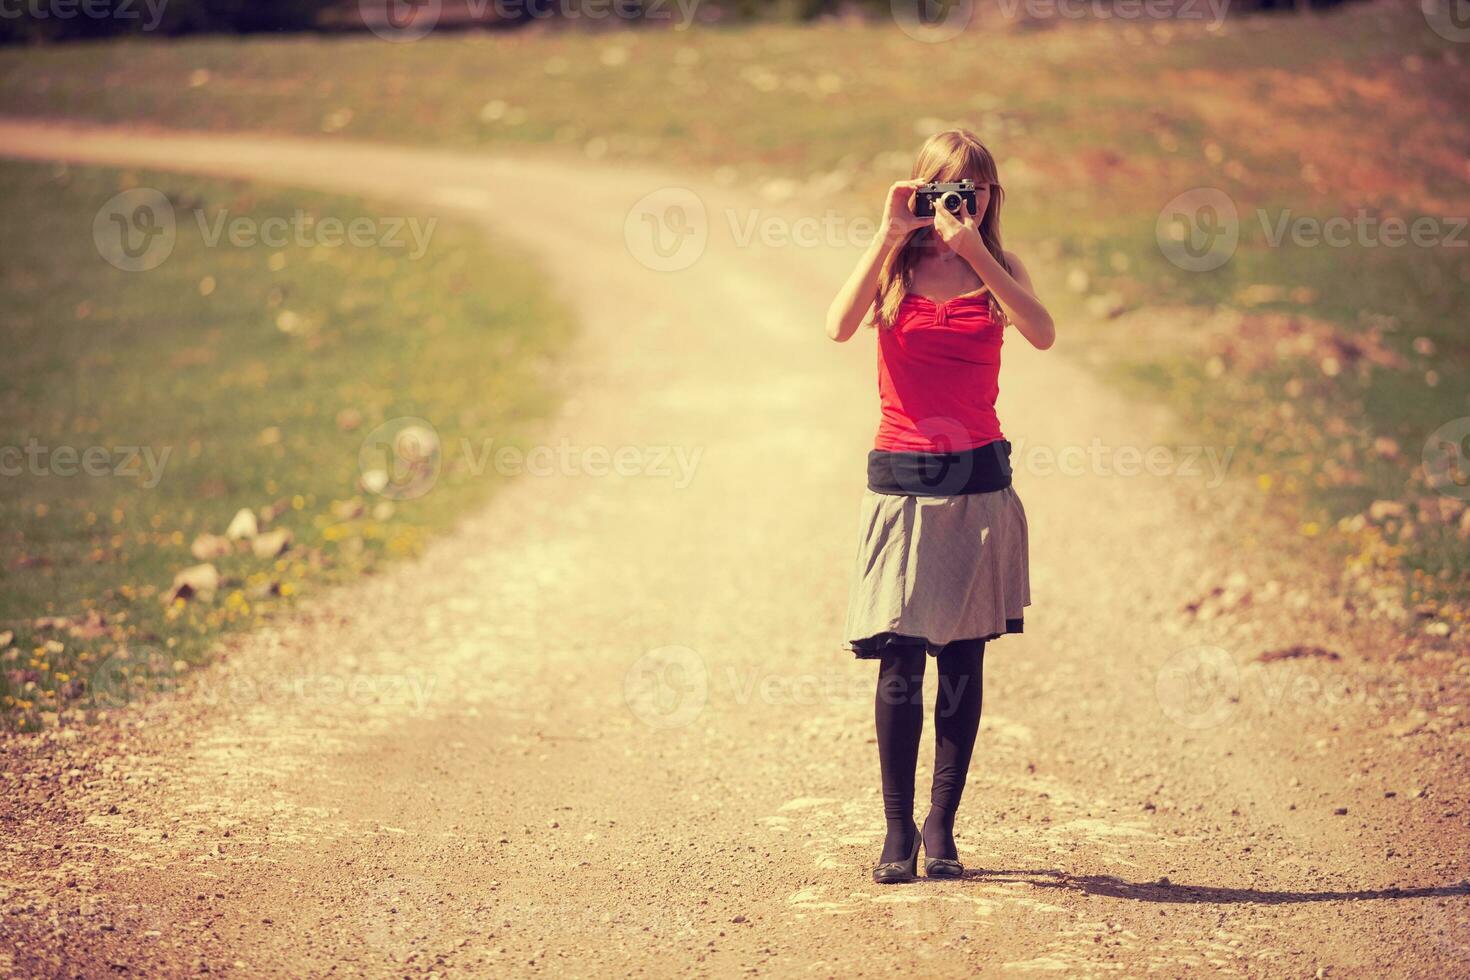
[0,120,1467,978]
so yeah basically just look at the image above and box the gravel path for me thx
[0,120,1467,978]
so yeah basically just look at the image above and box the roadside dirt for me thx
[0,120,1466,978]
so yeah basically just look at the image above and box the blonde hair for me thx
[872,129,1011,329]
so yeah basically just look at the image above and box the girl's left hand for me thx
[931,201,981,252]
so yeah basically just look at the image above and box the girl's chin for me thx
[913,232,957,257]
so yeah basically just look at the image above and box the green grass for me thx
[2,5,1467,694]
[0,161,574,730]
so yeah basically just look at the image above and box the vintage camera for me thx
[913,179,978,217]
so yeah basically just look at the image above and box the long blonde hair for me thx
[872,129,1011,329]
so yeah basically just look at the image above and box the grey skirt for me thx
[843,485,1030,658]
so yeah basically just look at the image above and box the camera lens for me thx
[940,192,962,213]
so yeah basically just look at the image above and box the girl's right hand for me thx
[880,180,932,242]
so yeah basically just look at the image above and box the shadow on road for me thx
[968,870,1470,905]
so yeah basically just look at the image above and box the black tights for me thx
[874,639,986,863]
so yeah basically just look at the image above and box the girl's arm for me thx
[824,227,902,343]
[933,207,1056,350]
[825,181,932,343]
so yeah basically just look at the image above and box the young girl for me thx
[826,129,1055,884]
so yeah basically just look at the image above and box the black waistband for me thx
[867,439,1013,496]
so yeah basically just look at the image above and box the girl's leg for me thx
[874,642,927,863]
[923,638,986,860]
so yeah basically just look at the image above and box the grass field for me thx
[2,5,1467,727]
[0,161,573,730]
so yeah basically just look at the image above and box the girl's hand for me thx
[879,180,932,242]
[932,201,981,252]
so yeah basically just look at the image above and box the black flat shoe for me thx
[872,830,920,885]
[924,855,964,879]
[920,812,964,878]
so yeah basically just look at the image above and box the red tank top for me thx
[874,290,1005,453]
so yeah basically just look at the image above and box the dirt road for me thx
[1,120,1467,978]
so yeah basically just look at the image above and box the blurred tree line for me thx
[0,0,1356,43]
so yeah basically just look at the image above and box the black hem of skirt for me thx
[849,617,1025,659]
